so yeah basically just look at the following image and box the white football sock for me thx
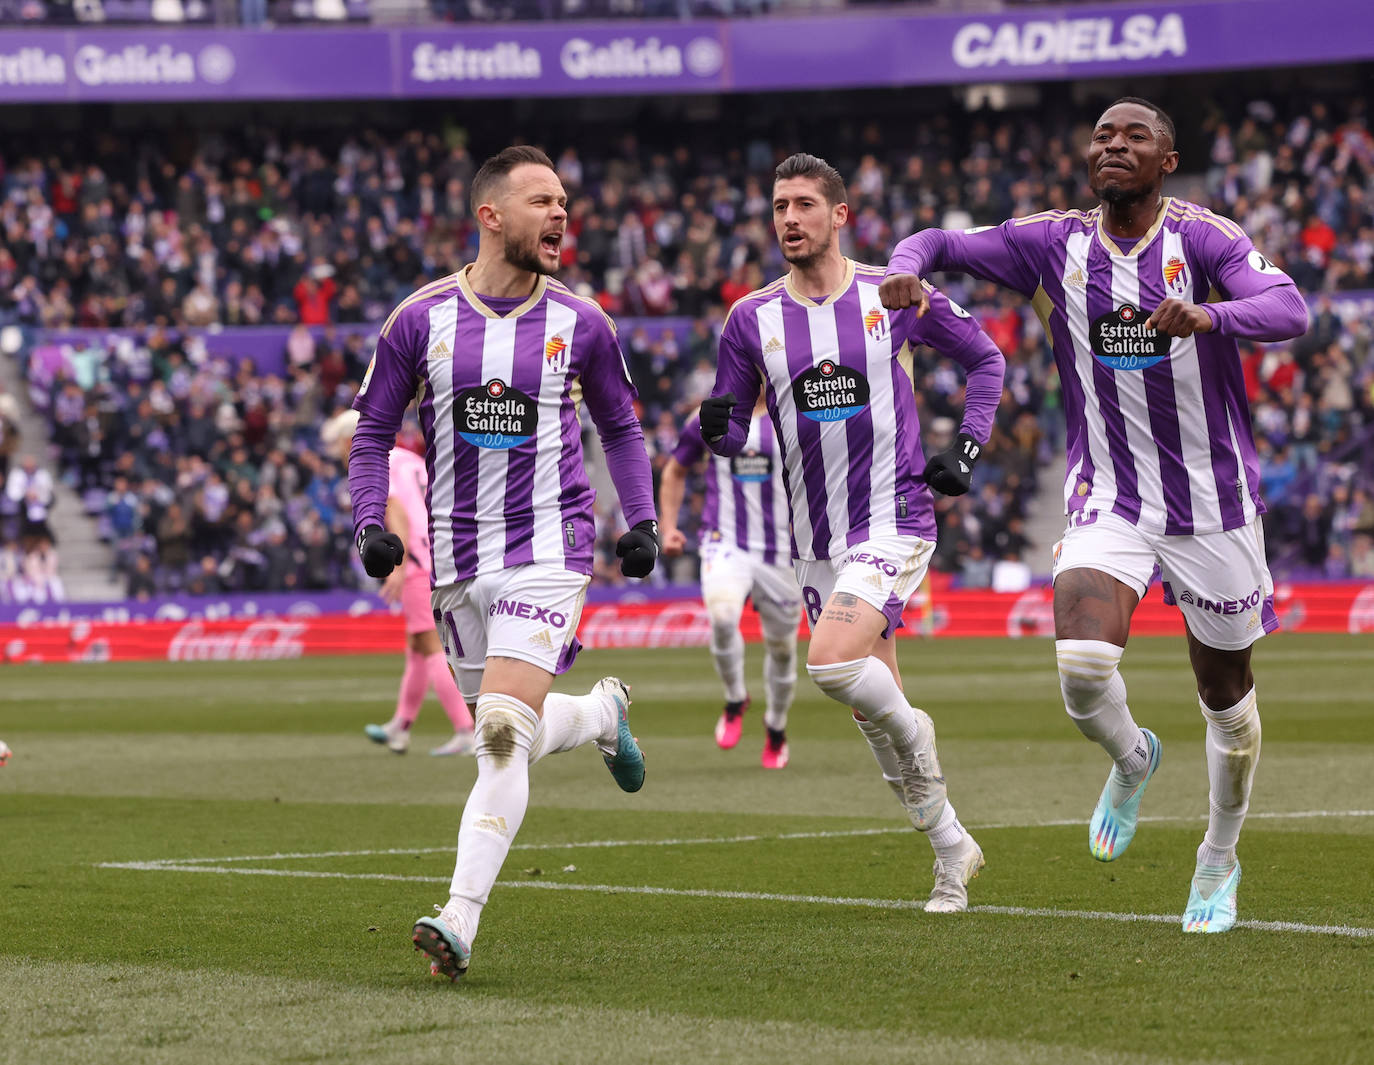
[807,657,921,753]
[1057,639,1150,793]
[926,803,971,859]
[762,635,795,733]
[1198,686,1261,874]
[709,613,748,704]
[529,689,615,766]
[446,693,538,945]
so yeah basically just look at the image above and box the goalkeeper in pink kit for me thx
[323,410,475,756]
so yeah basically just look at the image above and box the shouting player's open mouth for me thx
[540,231,563,257]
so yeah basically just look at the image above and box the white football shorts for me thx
[700,539,802,639]
[432,563,590,701]
[1052,511,1277,651]
[793,534,934,639]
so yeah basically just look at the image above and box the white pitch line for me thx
[101,809,1374,869]
[91,862,1374,938]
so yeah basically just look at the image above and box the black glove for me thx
[357,524,405,578]
[699,393,737,442]
[616,519,660,579]
[922,432,983,496]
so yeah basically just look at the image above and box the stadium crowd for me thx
[1,90,1371,600]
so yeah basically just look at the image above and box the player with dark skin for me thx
[881,100,1252,712]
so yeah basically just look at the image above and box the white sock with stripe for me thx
[1056,639,1150,791]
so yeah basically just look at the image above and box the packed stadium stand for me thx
[0,43,1370,601]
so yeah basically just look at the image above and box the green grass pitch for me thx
[1,633,1371,1065]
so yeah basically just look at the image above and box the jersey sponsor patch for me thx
[730,450,774,483]
[1089,303,1170,371]
[456,378,539,449]
[792,359,870,422]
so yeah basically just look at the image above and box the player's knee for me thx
[806,657,864,701]
[1056,639,1123,713]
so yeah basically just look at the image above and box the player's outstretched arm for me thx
[1150,285,1308,343]
[907,286,1007,496]
[882,221,1042,309]
[1173,226,1310,342]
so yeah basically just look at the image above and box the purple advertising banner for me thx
[0,2,1371,103]
[726,2,1374,91]
[0,584,705,624]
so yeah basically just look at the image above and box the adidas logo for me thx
[865,573,885,589]
[429,339,452,359]
[763,336,783,354]
[1064,268,1087,289]
[959,461,970,474]
[529,628,554,650]
[473,814,509,836]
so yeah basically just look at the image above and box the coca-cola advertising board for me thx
[0,582,1367,665]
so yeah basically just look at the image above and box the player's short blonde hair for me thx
[320,409,360,456]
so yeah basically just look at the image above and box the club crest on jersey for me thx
[544,334,569,373]
[1088,303,1170,371]
[792,359,870,422]
[863,306,889,341]
[730,450,773,483]
[1163,256,1191,299]
[455,378,538,450]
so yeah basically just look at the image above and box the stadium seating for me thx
[3,94,1369,597]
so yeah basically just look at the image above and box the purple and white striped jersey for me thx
[708,259,1005,561]
[349,267,656,586]
[672,412,790,564]
[888,197,1310,536]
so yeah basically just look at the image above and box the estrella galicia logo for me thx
[1088,303,1170,371]
[730,450,773,483]
[456,378,538,449]
[792,359,870,422]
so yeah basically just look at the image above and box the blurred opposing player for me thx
[659,398,801,768]
[703,153,1006,911]
[322,410,475,757]
[348,146,659,980]
[882,98,1309,932]
[0,740,11,766]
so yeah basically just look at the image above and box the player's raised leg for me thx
[803,571,980,912]
[1053,529,1161,862]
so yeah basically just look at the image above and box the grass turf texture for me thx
[1,633,1371,1065]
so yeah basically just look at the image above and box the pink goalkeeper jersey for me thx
[388,446,432,572]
